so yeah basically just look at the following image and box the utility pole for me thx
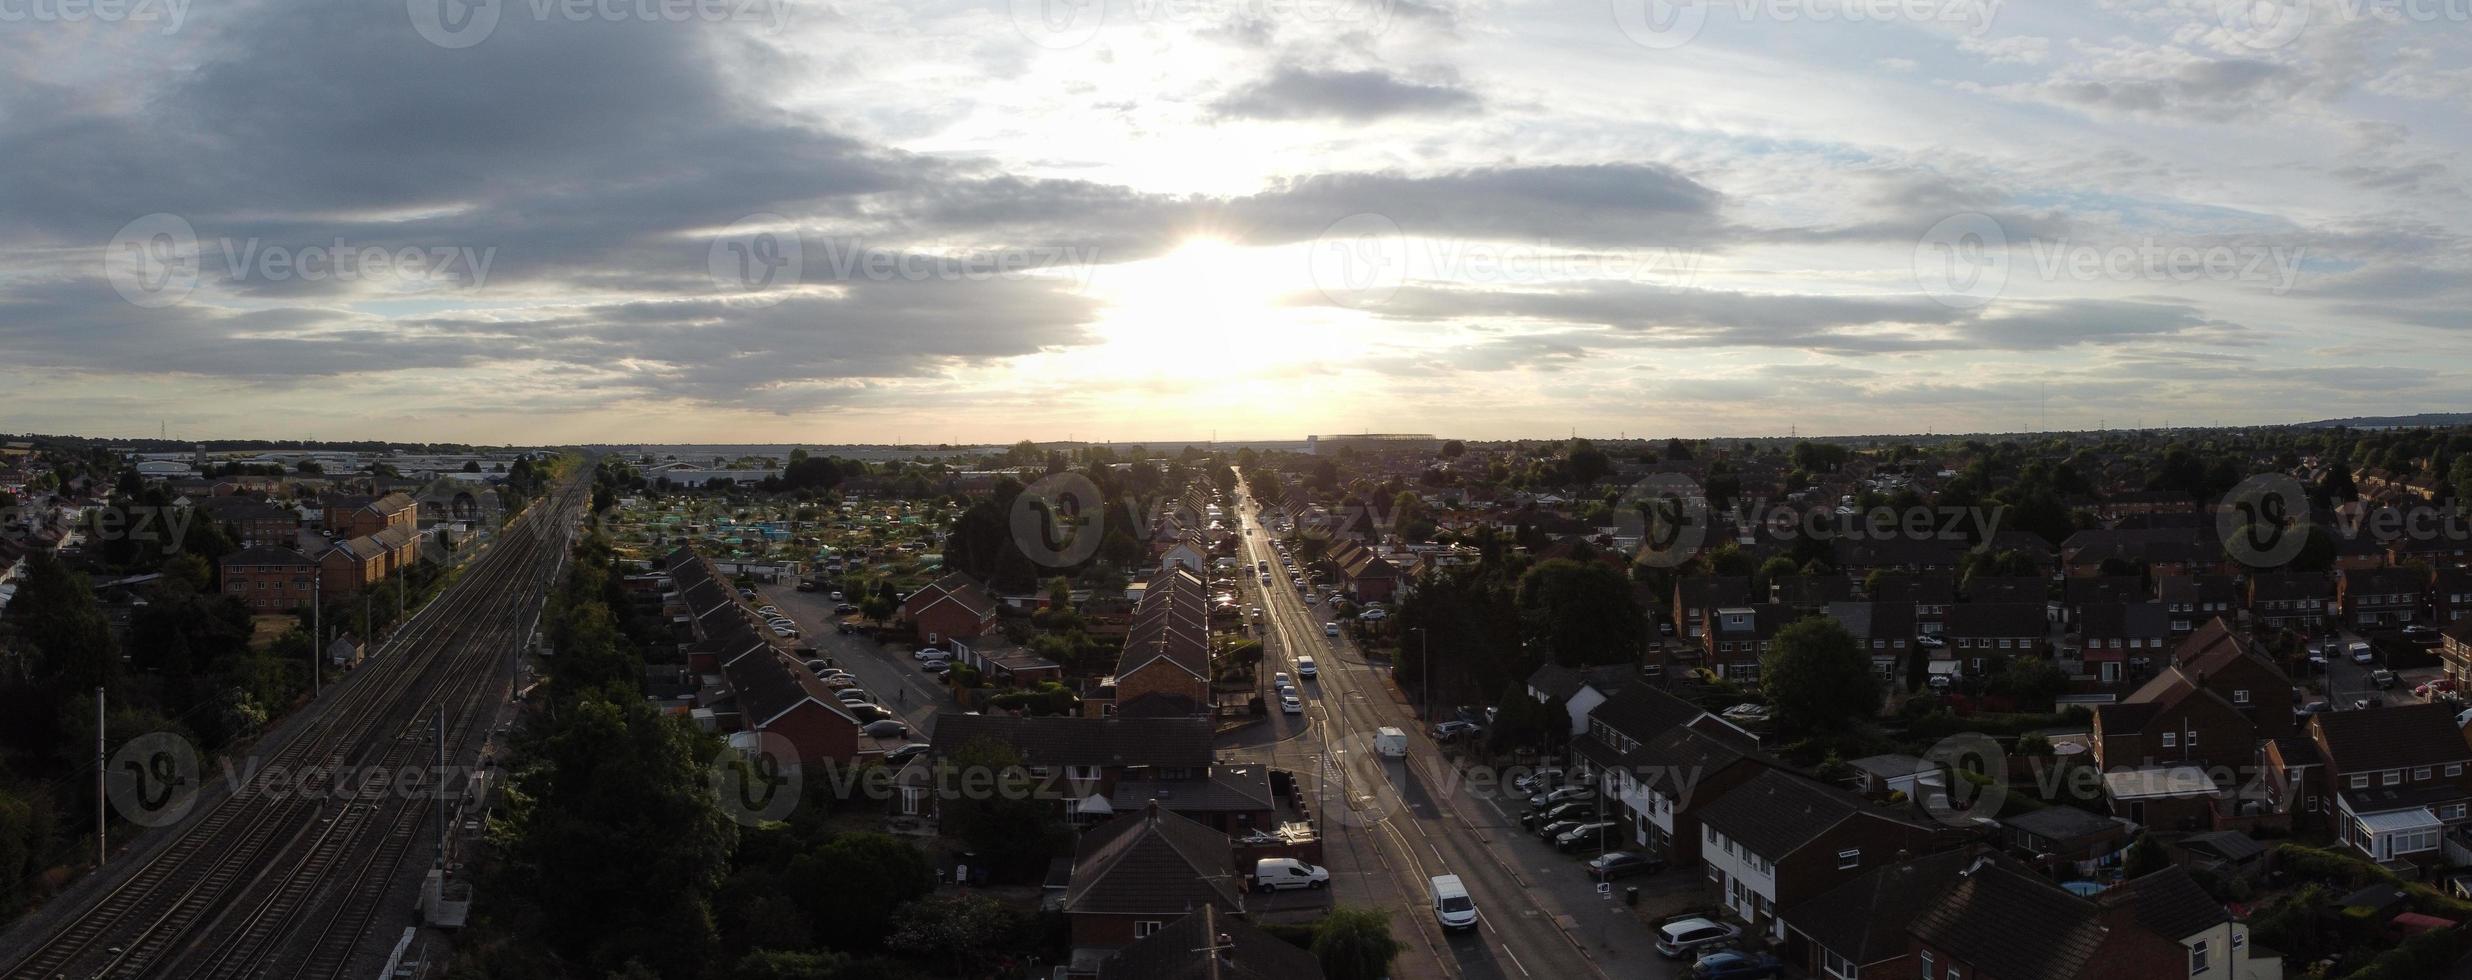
[312,565,322,699]
[94,686,105,867]
[435,712,448,865]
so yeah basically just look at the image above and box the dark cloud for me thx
[1211,65,1480,121]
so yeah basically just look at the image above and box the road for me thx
[1222,478,1680,980]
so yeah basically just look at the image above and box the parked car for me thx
[1522,800,1595,830]
[803,659,829,673]
[834,603,858,615]
[2295,700,2331,718]
[2354,696,2386,710]
[835,689,873,703]
[913,648,951,662]
[1512,768,1564,794]
[1554,821,1618,851]
[756,605,780,615]
[2372,669,2399,689]
[884,742,930,764]
[2403,624,2441,646]
[1528,785,1595,809]
[1359,607,1388,621]
[1433,720,1482,741]
[845,703,892,722]
[1655,917,1741,959]
[1719,703,1772,723]
[1915,634,1947,649]
[1691,950,1783,979]
[1252,858,1330,892]
[862,719,910,739]
[821,675,858,689]
[1586,851,1665,881]
[1535,819,1588,842]
[2418,679,2458,699]
[920,660,952,675]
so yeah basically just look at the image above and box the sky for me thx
[1,0,2467,444]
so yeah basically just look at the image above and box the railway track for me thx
[0,467,591,980]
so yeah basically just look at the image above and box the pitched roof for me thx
[2315,702,2472,774]
[1825,601,1915,641]
[1695,769,1871,861]
[2102,867,2230,941]
[1110,765,1276,813]
[1115,567,1211,681]
[2063,576,2145,607]
[2000,805,2124,843]
[1786,849,1975,967]
[1962,576,2048,604]
[1526,663,1631,702]
[1063,804,1242,916]
[1584,684,1707,741]
[905,570,997,619]
[1945,602,2046,637]
[719,636,857,729]
[1675,575,1753,609]
[2080,601,2168,638]
[2250,571,2332,602]
[929,715,1214,770]
[1869,573,1955,605]
[1909,856,2113,980]
[220,545,314,567]
[1101,906,1322,980]
[1632,727,1757,799]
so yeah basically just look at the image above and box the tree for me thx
[1758,618,1880,733]
[1991,658,2069,712]
[885,893,1018,977]
[2123,832,2168,879]
[933,738,1060,880]
[463,460,482,472]
[792,833,936,950]
[728,950,856,980]
[1440,440,1466,459]
[1515,559,1643,668]
[1313,905,1405,980]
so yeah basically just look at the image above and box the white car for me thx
[835,689,873,703]
[914,647,949,661]
[771,626,796,637]
[1273,672,1292,688]
[1323,622,1340,636]
[1281,694,1303,714]
[756,606,780,616]
[1359,608,1387,621]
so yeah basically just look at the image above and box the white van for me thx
[1296,656,1317,678]
[1431,874,1477,930]
[1253,858,1330,892]
[1375,727,1408,758]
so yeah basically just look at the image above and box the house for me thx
[1674,576,1753,639]
[1869,574,1956,634]
[1098,567,1213,717]
[1695,769,1944,940]
[2101,866,2281,980]
[1577,685,1765,862]
[2340,566,2426,630]
[2077,602,2169,683]
[1105,763,1277,835]
[2061,575,2145,624]
[1843,754,1941,804]
[1771,574,1853,612]
[2161,618,2298,739]
[712,635,867,766]
[219,545,318,611]
[2442,615,2472,689]
[2308,703,2472,865]
[1523,663,1632,737]
[1062,803,1242,972]
[2434,568,2472,633]
[2248,572,2333,631]
[1783,849,1974,980]
[2103,765,2230,831]
[1999,805,2132,877]
[2091,648,2266,772]
[193,496,302,547]
[1098,906,1323,980]
[1157,530,1210,575]
[1703,603,1794,683]
[949,634,1063,686]
[1941,602,2050,673]
[318,526,418,597]
[2158,575,2238,634]
[900,571,1000,644]
[1825,602,1915,684]
[1907,855,2190,980]
[325,492,417,538]
[927,714,1214,818]
[1963,575,2048,605]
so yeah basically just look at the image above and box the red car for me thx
[2416,679,2457,699]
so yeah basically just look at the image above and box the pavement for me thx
[1219,479,1685,980]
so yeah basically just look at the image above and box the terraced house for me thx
[1092,566,1212,717]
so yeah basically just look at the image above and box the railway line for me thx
[0,465,591,979]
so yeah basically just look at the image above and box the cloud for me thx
[1211,65,1481,121]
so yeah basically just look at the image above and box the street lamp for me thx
[1409,626,1430,721]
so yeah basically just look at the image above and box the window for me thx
[1920,951,1934,979]
[2351,774,2370,789]
[2234,689,2250,704]
[1822,948,1858,980]
[2385,771,2403,786]
[1135,920,1164,937]
[2161,732,2178,748]
[2444,804,2467,820]
[1837,848,1861,869]
[2450,764,2465,778]
[2416,767,2433,781]
[2186,732,2197,748]
[2232,932,2246,950]
[1948,969,1961,980]
[2191,940,2210,974]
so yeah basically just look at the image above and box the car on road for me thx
[920,660,952,675]
[2373,669,2399,689]
[1433,720,1482,742]
[862,719,911,739]
[1280,694,1303,714]
[834,603,858,615]
[1535,818,1588,842]
[1323,622,1340,636]
[1272,672,1291,688]
[1253,858,1329,892]
[1655,917,1741,959]
[2350,640,2377,664]
[845,702,892,722]
[1586,851,1664,881]
[1554,821,1619,851]
[1521,800,1596,830]
[884,742,930,765]
[2404,624,2442,646]
[2295,700,2331,719]
[1528,785,1594,809]
[1430,875,1478,931]
[1296,656,1317,678]
[1691,950,1782,979]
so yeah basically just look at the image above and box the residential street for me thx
[1222,480,1683,980]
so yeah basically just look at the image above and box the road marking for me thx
[1501,943,1531,977]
